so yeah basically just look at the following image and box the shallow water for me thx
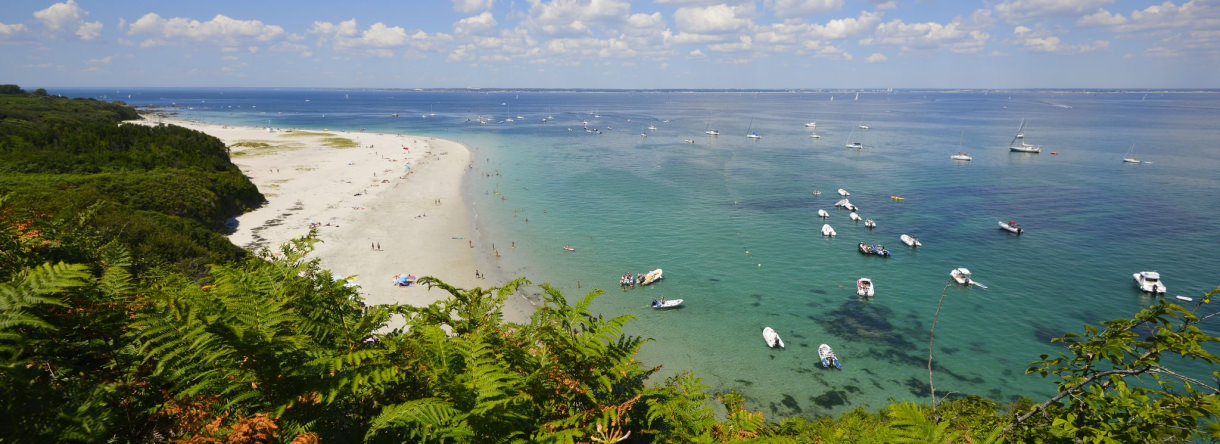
[64,87,1220,418]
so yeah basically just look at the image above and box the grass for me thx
[278,131,358,149]
[229,140,303,157]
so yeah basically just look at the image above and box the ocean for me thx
[58,87,1220,418]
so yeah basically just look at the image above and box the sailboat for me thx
[845,127,863,149]
[746,118,762,139]
[704,117,719,136]
[951,130,972,161]
[1009,119,1042,153]
[1123,143,1144,163]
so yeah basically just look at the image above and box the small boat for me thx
[762,327,785,348]
[810,133,821,139]
[950,152,973,161]
[1008,119,1042,153]
[745,119,761,139]
[838,188,850,197]
[845,128,863,149]
[857,242,874,254]
[648,125,658,131]
[821,224,836,237]
[813,190,821,196]
[705,129,720,136]
[873,244,890,257]
[817,209,829,218]
[849,212,862,222]
[864,219,876,229]
[999,220,1024,235]
[640,268,664,285]
[950,267,973,285]
[818,344,842,369]
[834,199,858,212]
[1122,143,1141,163]
[650,298,683,309]
[858,123,869,129]
[563,245,575,251]
[890,196,905,201]
[683,139,695,144]
[856,278,874,297]
[900,234,921,247]
[804,122,818,128]
[1133,271,1167,294]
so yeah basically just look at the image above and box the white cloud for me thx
[87,55,112,65]
[860,19,989,54]
[76,21,102,40]
[689,48,705,57]
[34,0,102,41]
[993,0,1114,23]
[627,12,664,29]
[765,0,844,18]
[807,10,882,40]
[455,11,498,35]
[34,0,85,31]
[359,23,409,47]
[0,22,29,37]
[128,13,284,47]
[1012,27,1109,54]
[674,3,755,34]
[865,52,886,62]
[1077,8,1127,27]
[453,0,495,13]
[708,35,752,52]
[525,0,632,35]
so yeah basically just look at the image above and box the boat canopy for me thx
[1142,271,1161,280]
[955,268,971,275]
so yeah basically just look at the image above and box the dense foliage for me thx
[0,89,263,275]
[1,86,1216,442]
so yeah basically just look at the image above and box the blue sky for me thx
[2,0,1217,89]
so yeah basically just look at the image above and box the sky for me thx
[1,0,1218,89]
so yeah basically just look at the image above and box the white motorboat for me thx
[849,212,862,222]
[683,139,695,144]
[705,129,719,136]
[838,188,850,197]
[762,326,785,348]
[640,268,664,285]
[864,218,876,229]
[900,234,921,247]
[648,125,657,131]
[1133,271,1167,294]
[1009,119,1042,153]
[950,152,973,161]
[999,220,1024,235]
[821,224,836,237]
[804,122,817,128]
[650,298,683,309]
[834,199,858,212]
[951,268,972,285]
[810,133,821,139]
[818,344,842,369]
[856,278,874,297]
[817,209,829,218]
[950,268,986,288]
[845,128,863,149]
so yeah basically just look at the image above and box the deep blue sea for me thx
[58,87,1220,418]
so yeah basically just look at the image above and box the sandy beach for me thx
[142,117,533,323]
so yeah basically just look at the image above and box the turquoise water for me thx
[63,88,1220,418]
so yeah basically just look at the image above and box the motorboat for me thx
[647,125,657,131]
[705,129,720,136]
[1133,271,1167,294]
[650,298,683,309]
[821,224,836,237]
[950,268,973,285]
[810,133,821,139]
[858,242,874,254]
[804,122,818,128]
[838,188,850,197]
[563,245,576,251]
[864,218,876,229]
[817,209,829,218]
[834,199,858,212]
[858,242,888,257]
[1009,119,1042,153]
[818,344,842,369]
[999,220,1024,235]
[849,212,862,222]
[900,234,921,247]
[762,326,785,348]
[857,278,874,297]
[683,139,695,144]
[640,268,664,285]
[951,152,973,161]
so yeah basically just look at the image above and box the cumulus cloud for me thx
[1077,8,1127,27]
[1012,26,1108,54]
[525,0,632,35]
[807,10,882,40]
[861,18,990,54]
[128,13,284,47]
[865,52,887,62]
[455,11,498,35]
[765,0,844,18]
[674,3,755,34]
[34,0,102,40]
[993,0,1115,23]
[0,22,29,37]
[453,0,495,13]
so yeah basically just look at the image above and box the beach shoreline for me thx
[140,116,534,323]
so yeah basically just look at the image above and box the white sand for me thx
[140,117,533,322]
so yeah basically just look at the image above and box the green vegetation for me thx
[2,86,1216,442]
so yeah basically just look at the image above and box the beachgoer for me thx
[371,242,375,250]
[377,242,381,250]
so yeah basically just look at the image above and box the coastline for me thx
[142,116,534,323]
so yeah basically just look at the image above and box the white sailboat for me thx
[1009,119,1042,153]
[951,130,973,161]
[746,118,762,139]
[845,127,863,149]
[1122,143,1141,163]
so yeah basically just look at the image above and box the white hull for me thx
[818,344,841,369]
[951,153,973,161]
[641,268,664,285]
[999,220,1024,234]
[821,224,836,237]
[1133,271,1167,294]
[650,298,683,309]
[900,234,921,247]
[762,327,785,348]
[849,212,862,222]
[857,278,874,297]
[864,219,876,229]
[838,188,850,197]
[950,268,972,285]
[817,209,829,218]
